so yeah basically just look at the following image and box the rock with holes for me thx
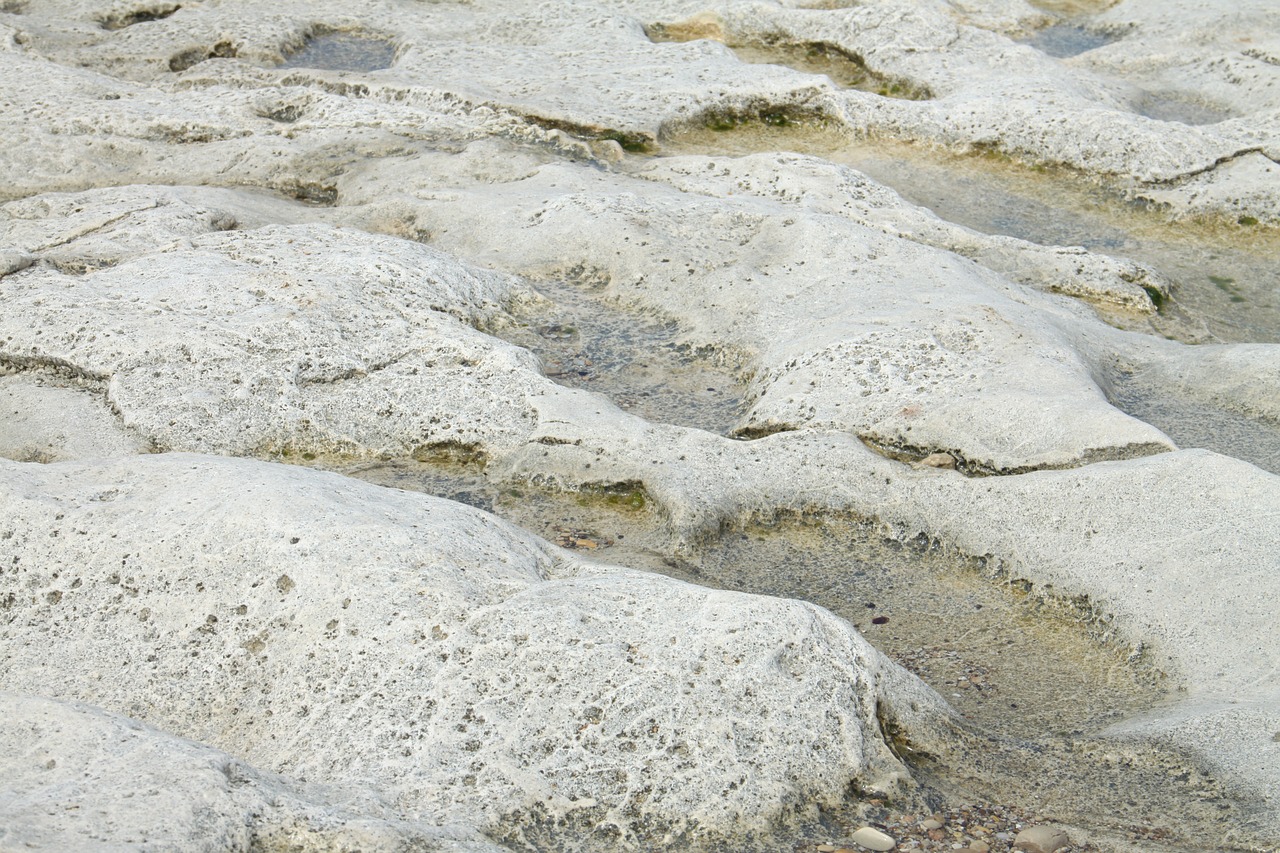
[348,152,1174,473]
[0,692,505,853]
[0,453,954,848]
[2,179,1173,477]
[702,0,1280,222]
[0,203,550,460]
[0,24,560,203]
[7,0,1278,222]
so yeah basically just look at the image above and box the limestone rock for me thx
[0,213,545,459]
[851,824,897,851]
[0,453,953,847]
[0,692,504,853]
[5,0,1278,221]
[360,155,1174,473]
[638,152,1172,312]
[1013,825,1069,853]
[0,375,147,463]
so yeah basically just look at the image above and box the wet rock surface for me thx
[1,0,1279,851]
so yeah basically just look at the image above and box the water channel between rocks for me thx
[207,87,1278,846]
[336,457,1256,851]
[653,123,1280,475]
[333,120,1280,848]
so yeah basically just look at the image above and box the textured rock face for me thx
[3,0,1277,221]
[2,177,1178,474]
[342,157,1178,473]
[0,454,950,848]
[0,692,508,853]
[2,0,1280,848]
[1,208,545,458]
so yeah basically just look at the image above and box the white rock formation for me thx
[2,0,1280,847]
[3,0,1277,220]
[0,692,507,853]
[340,155,1176,473]
[0,453,952,848]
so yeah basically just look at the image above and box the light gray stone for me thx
[0,692,503,853]
[4,0,1278,221]
[357,155,1174,473]
[3,0,1280,844]
[851,824,897,851]
[1013,824,1069,853]
[0,453,953,848]
[0,213,546,459]
[0,375,147,463]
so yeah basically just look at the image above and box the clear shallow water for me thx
[1135,91,1236,126]
[280,32,397,72]
[1107,378,1280,475]
[1018,23,1114,58]
[329,454,1257,849]
[497,277,748,435]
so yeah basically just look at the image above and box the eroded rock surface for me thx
[0,692,505,853]
[3,0,1280,849]
[0,453,951,848]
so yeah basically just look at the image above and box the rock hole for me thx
[499,277,749,435]
[168,39,237,72]
[98,3,179,30]
[1016,23,1115,58]
[1133,91,1235,126]
[411,440,489,469]
[279,29,397,72]
[278,180,338,206]
[258,102,307,124]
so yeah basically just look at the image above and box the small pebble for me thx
[921,818,943,830]
[1013,825,1070,853]
[919,451,957,469]
[851,825,897,851]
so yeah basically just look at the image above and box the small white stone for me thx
[918,452,957,470]
[851,825,896,851]
[1013,825,1069,853]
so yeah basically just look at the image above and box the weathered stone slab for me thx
[0,692,505,853]
[0,453,952,847]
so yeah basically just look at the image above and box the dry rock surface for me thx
[0,454,951,849]
[1,0,1279,851]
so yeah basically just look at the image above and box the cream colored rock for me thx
[5,0,1278,221]
[1013,824,1069,853]
[637,151,1172,312]
[0,692,503,853]
[2,0,1280,845]
[0,214,546,459]
[0,375,147,463]
[354,155,1174,473]
[851,824,896,851]
[0,453,953,848]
